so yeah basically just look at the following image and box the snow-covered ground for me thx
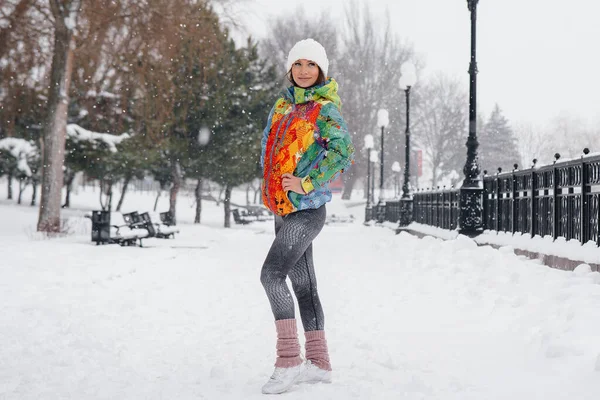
[1,182,600,400]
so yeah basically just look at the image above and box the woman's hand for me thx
[281,173,306,195]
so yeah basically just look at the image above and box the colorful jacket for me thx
[261,78,355,216]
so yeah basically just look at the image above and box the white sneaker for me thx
[298,360,332,384]
[261,364,305,394]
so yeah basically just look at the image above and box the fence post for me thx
[530,159,537,238]
[552,153,560,241]
[512,164,517,234]
[581,149,589,244]
[495,168,501,232]
[481,174,486,230]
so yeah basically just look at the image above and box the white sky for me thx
[228,0,600,128]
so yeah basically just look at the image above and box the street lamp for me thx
[459,0,484,235]
[364,134,374,222]
[391,161,401,198]
[370,149,378,208]
[376,109,389,222]
[398,61,417,226]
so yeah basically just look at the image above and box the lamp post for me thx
[376,109,389,222]
[459,0,483,236]
[398,61,417,226]
[391,161,401,198]
[370,149,378,205]
[364,134,374,222]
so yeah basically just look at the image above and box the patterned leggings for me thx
[260,206,327,332]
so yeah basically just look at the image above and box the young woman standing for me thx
[259,38,354,394]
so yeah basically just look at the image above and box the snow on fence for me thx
[378,151,600,248]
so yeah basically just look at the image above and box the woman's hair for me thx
[286,66,327,88]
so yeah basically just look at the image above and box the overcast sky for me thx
[226,0,599,128]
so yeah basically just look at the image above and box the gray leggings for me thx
[260,206,327,332]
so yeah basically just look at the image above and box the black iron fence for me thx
[483,153,600,246]
[375,152,600,247]
[413,189,460,230]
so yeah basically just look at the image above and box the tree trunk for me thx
[224,185,232,228]
[99,181,106,210]
[246,184,250,205]
[154,189,161,211]
[341,171,358,200]
[17,179,25,204]
[99,180,113,211]
[31,180,38,206]
[7,171,13,200]
[254,186,260,204]
[63,171,75,208]
[169,159,181,225]
[107,181,113,211]
[194,177,202,224]
[37,1,80,233]
[116,176,130,211]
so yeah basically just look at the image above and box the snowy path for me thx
[1,197,600,399]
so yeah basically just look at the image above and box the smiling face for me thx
[291,59,321,88]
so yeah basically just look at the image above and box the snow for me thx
[406,223,600,266]
[0,137,37,176]
[399,62,417,90]
[66,124,130,153]
[377,109,389,128]
[1,184,600,399]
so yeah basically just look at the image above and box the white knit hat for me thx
[286,38,329,77]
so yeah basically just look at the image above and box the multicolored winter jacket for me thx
[261,78,354,216]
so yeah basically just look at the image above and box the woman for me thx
[259,38,354,394]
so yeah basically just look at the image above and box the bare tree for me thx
[261,1,415,199]
[37,0,81,233]
[260,8,339,81]
[337,1,416,198]
[513,121,550,167]
[413,74,467,187]
[0,0,33,59]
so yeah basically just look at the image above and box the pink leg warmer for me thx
[305,330,332,371]
[274,319,302,368]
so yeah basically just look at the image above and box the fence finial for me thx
[532,158,538,168]
[513,163,519,171]
[554,153,561,164]
[483,169,488,176]
[497,167,502,174]
[583,148,590,156]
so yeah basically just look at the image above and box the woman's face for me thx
[291,59,320,88]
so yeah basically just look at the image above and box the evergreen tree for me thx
[479,104,520,173]
[203,37,278,227]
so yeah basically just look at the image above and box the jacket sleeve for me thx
[302,102,355,192]
[260,104,277,169]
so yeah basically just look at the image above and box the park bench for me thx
[245,205,273,221]
[232,208,253,225]
[146,211,180,238]
[326,213,355,225]
[232,205,273,225]
[90,210,151,247]
[159,211,175,226]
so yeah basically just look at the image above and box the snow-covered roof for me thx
[66,124,130,153]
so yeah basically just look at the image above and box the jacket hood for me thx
[283,78,341,109]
